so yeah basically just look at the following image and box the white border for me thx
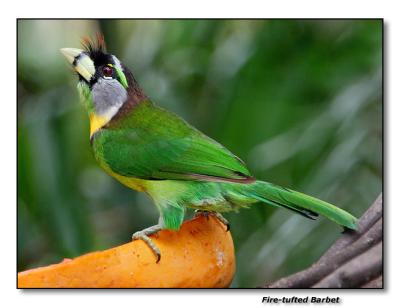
[3,1,397,307]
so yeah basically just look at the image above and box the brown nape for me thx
[108,68,148,124]
[125,68,147,103]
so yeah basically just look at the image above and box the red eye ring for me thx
[102,66,113,77]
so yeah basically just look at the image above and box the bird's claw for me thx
[132,224,162,263]
[213,212,230,231]
[194,211,230,232]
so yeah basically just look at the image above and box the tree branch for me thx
[264,194,383,288]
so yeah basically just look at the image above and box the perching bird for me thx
[61,37,358,262]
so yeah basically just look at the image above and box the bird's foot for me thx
[194,210,230,231]
[214,212,230,231]
[132,224,162,263]
[194,209,211,220]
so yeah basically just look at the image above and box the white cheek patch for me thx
[75,54,96,82]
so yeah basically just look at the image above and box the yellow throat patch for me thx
[89,113,110,137]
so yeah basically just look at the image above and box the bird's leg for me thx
[213,212,230,231]
[132,224,162,263]
[194,209,211,220]
[194,210,230,231]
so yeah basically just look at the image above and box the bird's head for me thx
[61,36,145,136]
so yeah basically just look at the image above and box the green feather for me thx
[115,67,129,89]
[77,82,94,114]
[93,99,252,182]
[140,180,358,231]
[91,100,357,231]
[159,203,185,230]
[239,181,358,230]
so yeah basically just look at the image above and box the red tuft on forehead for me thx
[81,33,107,54]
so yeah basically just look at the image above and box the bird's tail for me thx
[231,180,358,230]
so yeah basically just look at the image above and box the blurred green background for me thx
[17,19,382,287]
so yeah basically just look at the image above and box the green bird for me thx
[61,38,358,262]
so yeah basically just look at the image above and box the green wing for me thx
[93,100,254,182]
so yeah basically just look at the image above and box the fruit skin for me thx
[18,215,235,288]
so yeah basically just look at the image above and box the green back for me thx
[92,100,253,182]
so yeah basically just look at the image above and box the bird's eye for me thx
[102,66,113,78]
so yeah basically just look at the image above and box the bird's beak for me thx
[60,48,95,82]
